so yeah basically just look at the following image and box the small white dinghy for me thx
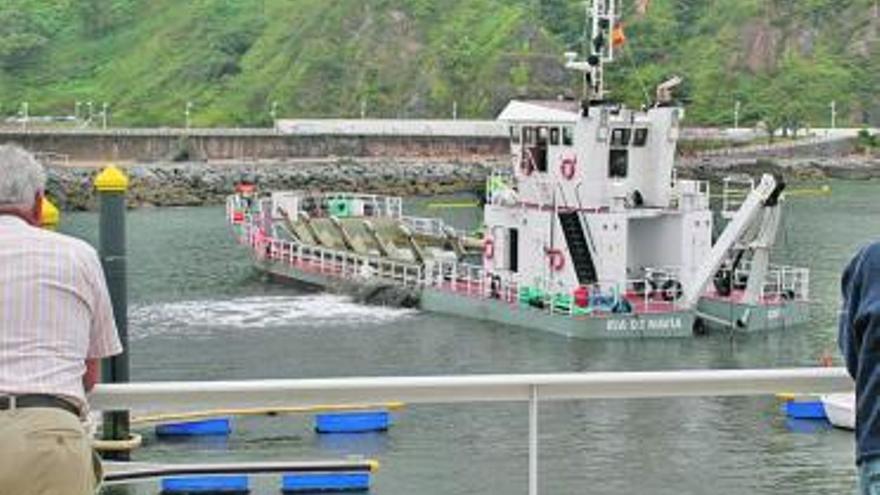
[821,393,855,430]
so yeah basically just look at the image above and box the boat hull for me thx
[696,297,810,333]
[256,256,696,340]
[421,288,694,339]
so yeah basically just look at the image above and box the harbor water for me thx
[60,180,880,494]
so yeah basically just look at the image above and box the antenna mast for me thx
[564,0,619,102]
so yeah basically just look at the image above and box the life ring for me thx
[547,249,565,271]
[483,238,495,260]
[560,156,577,180]
[661,279,683,302]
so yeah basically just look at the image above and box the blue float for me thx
[161,475,249,494]
[315,411,390,434]
[282,472,370,493]
[155,417,233,437]
[782,400,827,420]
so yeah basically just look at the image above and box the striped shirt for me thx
[0,215,122,410]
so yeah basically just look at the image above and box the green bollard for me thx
[94,165,130,461]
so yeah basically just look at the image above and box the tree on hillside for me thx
[0,8,48,70]
[76,0,137,38]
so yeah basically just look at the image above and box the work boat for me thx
[226,3,809,338]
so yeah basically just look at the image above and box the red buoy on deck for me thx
[573,286,590,308]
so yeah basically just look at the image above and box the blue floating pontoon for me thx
[782,400,827,420]
[161,475,249,494]
[315,411,390,434]
[282,472,371,493]
[156,417,233,437]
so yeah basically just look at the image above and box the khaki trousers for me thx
[0,408,101,495]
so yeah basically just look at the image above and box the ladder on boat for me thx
[558,211,598,285]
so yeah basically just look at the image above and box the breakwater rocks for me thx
[47,159,498,211]
[679,154,880,182]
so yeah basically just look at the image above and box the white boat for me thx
[822,393,855,430]
[225,1,809,339]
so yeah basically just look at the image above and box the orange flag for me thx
[612,24,627,48]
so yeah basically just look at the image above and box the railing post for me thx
[529,384,539,495]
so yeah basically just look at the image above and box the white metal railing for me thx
[725,259,810,302]
[89,368,853,495]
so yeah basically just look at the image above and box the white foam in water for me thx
[130,294,417,340]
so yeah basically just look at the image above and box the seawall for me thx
[0,129,508,162]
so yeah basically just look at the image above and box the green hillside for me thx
[1,0,877,127]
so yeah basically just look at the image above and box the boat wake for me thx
[130,294,417,340]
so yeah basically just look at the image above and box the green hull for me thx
[257,257,697,340]
[420,288,695,339]
[696,297,811,333]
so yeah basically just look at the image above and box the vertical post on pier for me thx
[734,100,741,130]
[94,165,130,461]
[830,101,837,129]
[528,385,539,495]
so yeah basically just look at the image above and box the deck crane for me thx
[682,174,787,310]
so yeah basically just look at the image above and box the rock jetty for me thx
[47,159,499,210]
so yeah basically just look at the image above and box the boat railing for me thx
[729,261,810,302]
[622,269,687,313]
[761,265,810,302]
[721,176,755,219]
[671,179,711,211]
[486,170,516,205]
[89,368,853,495]
[264,236,424,288]
[242,192,406,221]
[400,215,457,238]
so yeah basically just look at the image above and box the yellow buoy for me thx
[40,197,60,230]
[94,164,130,193]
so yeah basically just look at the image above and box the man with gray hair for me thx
[0,144,122,494]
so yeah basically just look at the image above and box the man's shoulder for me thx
[34,229,100,263]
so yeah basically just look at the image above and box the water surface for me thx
[61,183,880,494]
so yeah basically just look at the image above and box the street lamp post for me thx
[185,101,193,130]
[102,102,109,130]
[270,100,278,129]
[734,100,741,130]
[452,101,458,120]
[20,102,29,131]
[87,101,94,125]
[75,101,82,122]
[830,101,837,130]
[360,100,366,119]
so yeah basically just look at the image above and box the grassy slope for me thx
[1,0,877,127]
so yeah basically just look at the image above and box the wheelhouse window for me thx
[535,126,549,173]
[633,128,649,147]
[537,126,548,144]
[510,125,521,144]
[609,149,628,178]
[610,128,632,147]
[550,127,560,146]
[523,127,535,145]
[562,126,574,146]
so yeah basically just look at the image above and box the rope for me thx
[130,402,406,426]
[92,433,143,453]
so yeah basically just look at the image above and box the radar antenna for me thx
[564,0,619,103]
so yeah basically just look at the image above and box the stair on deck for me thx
[558,211,598,285]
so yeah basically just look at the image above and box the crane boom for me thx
[682,174,785,308]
